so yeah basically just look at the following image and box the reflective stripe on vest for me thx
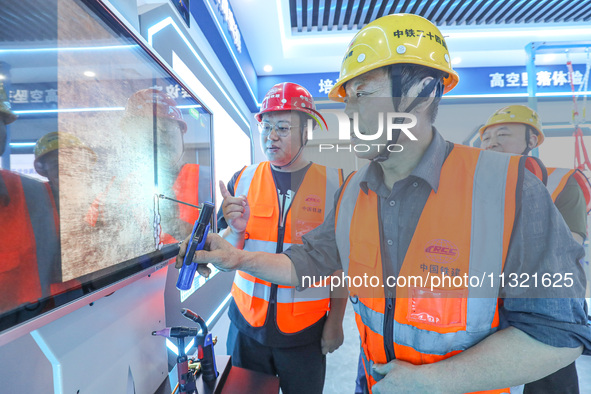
[335,147,519,394]
[231,162,341,333]
[352,298,496,355]
[233,272,334,303]
[360,343,384,386]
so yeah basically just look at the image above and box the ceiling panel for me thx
[288,0,591,32]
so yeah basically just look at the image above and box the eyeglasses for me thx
[258,121,297,138]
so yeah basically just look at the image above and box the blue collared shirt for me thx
[286,130,591,353]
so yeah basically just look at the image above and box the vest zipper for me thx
[376,197,396,362]
[270,182,287,321]
[270,225,285,312]
[384,298,395,362]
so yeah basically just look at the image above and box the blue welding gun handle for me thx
[199,333,219,382]
[176,222,211,291]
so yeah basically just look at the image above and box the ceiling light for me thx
[451,57,462,65]
[0,75,5,80]
[83,71,96,77]
[263,65,273,72]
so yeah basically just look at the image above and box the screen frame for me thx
[0,0,216,345]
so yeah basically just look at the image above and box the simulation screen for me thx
[0,0,213,331]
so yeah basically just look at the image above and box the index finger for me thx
[175,235,191,268]
[219,180,231,199]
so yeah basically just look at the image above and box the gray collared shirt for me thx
[286,130,591,353]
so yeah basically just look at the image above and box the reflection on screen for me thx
[0,0,212,331]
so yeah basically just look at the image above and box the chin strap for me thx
[521,127,532,155]
[372,65,443,163]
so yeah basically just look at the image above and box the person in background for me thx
[480,104,591,394]
[33,131,96,297]
[34,131,97,214]
[211,82,346,394]
[87,88,198,247]
[178,14,591,394]
[480,105,590,244]
[0,93,58,315]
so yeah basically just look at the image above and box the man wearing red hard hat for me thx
[208,82,345,393]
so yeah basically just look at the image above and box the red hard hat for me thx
[255,83,327,130]
[124,88,187,133]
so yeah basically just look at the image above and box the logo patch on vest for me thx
[409,311,440,324]
[424,239,458,264]
[304,195,321,207]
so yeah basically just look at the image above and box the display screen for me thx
[0,0,213,332]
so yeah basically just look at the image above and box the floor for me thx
[213,302,359,393]
[578,356,591,393]
[213,303,591,393]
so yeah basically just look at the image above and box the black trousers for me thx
[227,323,326,394]
[523,362,579,394]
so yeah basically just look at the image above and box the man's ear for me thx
[528,132,539,149]
[34,160,46,176]
[301,124,309,146]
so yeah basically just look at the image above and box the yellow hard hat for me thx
[328,13,459,101]
[34,132,97,176]
[0,83,17,125]
[479,105,544,147]
[0,103,17,125]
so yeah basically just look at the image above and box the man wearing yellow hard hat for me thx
[34,131,98,212]
[480,105,590,244]
[177,14,591,393]
[32,131,94,298]
[480,104,591,394]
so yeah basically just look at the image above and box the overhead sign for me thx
[453,64,588,96]
[258,63,589,103]
[7,82,58,110]
[7,82,192,111]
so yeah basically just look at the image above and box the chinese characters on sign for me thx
[9,88,58,104]
[489,70,583,88]
[318,79,334,95]
[7,83,191,109]
[213,0,242,53]
[156,83,192,99]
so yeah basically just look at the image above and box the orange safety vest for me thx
[231,162,343,334]
[0,171,59,313]
[546,167,591,213]
[173,163,200,225]
[335,146,531,394]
